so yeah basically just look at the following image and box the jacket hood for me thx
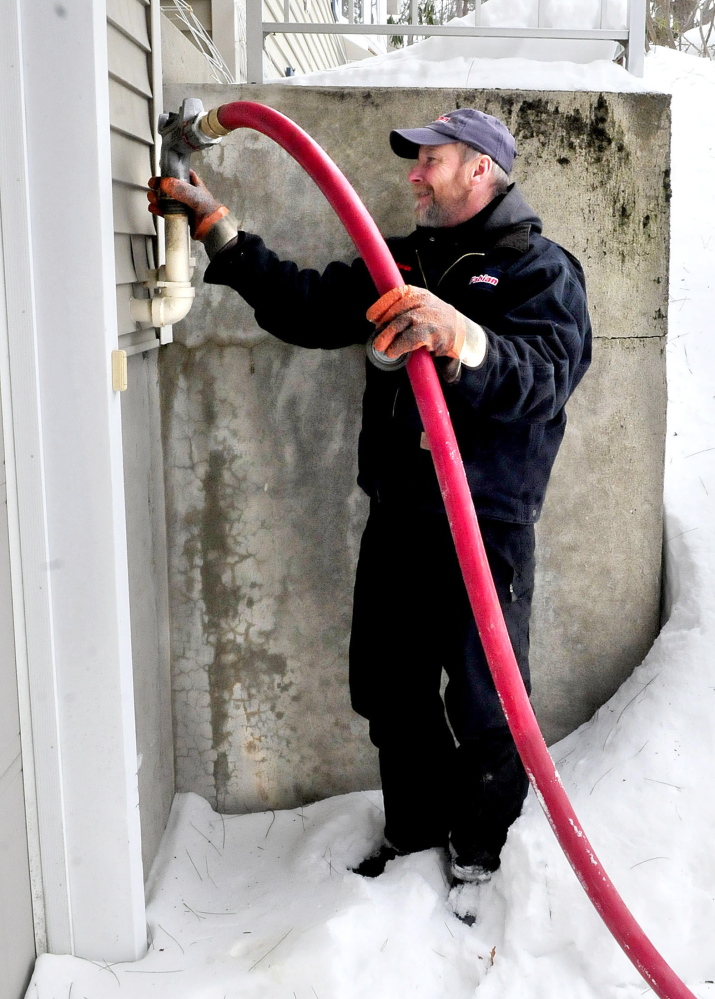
[480,184,542,236]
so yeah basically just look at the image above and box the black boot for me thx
[447,849,500,925]
[351,841,406,877]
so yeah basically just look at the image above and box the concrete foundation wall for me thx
[161,84,670,813]
[161,12,218,87]
[121,352,174,871]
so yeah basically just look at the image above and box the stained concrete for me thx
[161,84,669,811]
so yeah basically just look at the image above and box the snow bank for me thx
[25,46,715,999]
[284,54,654,91]
[282,0,654,90]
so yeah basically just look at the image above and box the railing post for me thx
[626,0,646,75]
[246,0,264,83]
[408,0,418,43]
[210,0,242,81]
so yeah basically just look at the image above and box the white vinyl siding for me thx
[264,0,347,78]
[109,0,152,46]
[107,0,175,879]
[108,0,157,345]
[165,0,347,81]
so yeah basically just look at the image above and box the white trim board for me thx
[0,0,146,962]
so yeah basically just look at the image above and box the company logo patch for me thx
[397,262,412,272]
[470,273,499,287]
[436,115,451,123]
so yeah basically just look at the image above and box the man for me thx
[148,108,591,900]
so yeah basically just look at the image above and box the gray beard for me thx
[415,200,449,227]
[415,191,473,228]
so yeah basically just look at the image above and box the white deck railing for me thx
[245,0,645,84]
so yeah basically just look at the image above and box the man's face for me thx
[408,143,476,228]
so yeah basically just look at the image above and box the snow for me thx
[285,53,654,91]
[25,45,715,999]
[282,0,654,90]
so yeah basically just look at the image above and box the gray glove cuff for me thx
[439,318,487,384]
[203,212,240,259]
[459,318,487,369]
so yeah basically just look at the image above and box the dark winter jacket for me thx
[204,184,592,524]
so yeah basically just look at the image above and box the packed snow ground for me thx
[26,46,715,999]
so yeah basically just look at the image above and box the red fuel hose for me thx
[212,100,694,999]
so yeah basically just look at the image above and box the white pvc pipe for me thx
[130,213,195,328]
[163,213,191,283]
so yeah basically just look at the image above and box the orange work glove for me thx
[367,286,467,360]
[147,169,229,241]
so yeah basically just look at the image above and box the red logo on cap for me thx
[436,115,451,123]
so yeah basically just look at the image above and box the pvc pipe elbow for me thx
[130,213,194,329]
[130,283,195,327]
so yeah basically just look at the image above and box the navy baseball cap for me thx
[390,108,517,174]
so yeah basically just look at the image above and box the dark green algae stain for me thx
[509,94,623,162]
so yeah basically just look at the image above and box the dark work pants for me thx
[349,500,535,868]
